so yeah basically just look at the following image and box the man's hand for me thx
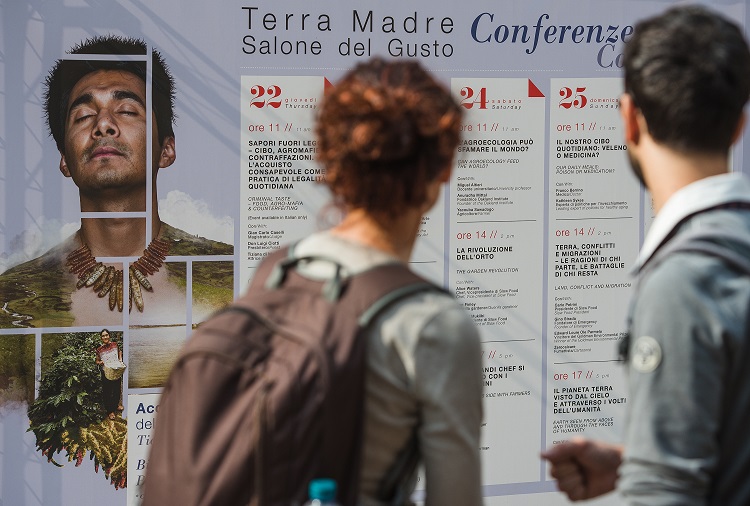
[541,437,623,501]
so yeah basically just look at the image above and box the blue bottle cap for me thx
[309,478,337,501]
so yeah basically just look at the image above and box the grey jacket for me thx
[620,173,750,505]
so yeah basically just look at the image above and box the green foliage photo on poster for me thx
[28,331,127,489]
[0,334,35,406]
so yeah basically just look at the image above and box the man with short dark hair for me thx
[543,6,750,504]
[0,36,232,328]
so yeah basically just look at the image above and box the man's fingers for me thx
[543,443,591,502]
[548,460,579,480]
[554,462,586,501]
[552,462,589,502]
[542,439,583,463]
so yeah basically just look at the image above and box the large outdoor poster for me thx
[1,1,747,505]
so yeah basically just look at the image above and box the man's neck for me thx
[77,178,162,256]
[78,172,161,212]
[641,140,730,214]
[78,213,162,257]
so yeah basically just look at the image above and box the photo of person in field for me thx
[28,331,129,489]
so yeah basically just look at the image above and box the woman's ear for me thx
[731,112,746,146]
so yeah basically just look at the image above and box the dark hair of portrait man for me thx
[44,36,175,153]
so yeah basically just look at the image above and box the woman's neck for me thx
[329,207,422,262]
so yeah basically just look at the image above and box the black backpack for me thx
[143,246,440,506]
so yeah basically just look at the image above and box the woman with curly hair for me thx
[144,58,483,506]
[294,58,483,505]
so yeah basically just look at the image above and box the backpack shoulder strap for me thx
[252,245,445,324]
[348,262,445,326]
[622,226,750,361]
[247,245,291,291]
[641,227,750,277]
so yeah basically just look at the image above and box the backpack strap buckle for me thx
[265,252,348,302]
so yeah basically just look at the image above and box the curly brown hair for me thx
[316,58,462,218]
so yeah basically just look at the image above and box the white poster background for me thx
[1,1,748,505]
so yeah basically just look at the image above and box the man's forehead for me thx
[68,69,146,106]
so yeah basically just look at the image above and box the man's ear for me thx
[59,152,71,178]
[158,136,176,168]
[619,93,641,146]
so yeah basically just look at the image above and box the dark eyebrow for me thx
[68,92,94,114]
[68,89,146,116]
[113,89,146,108]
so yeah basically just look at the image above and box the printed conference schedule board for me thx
[1,1,748,505]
